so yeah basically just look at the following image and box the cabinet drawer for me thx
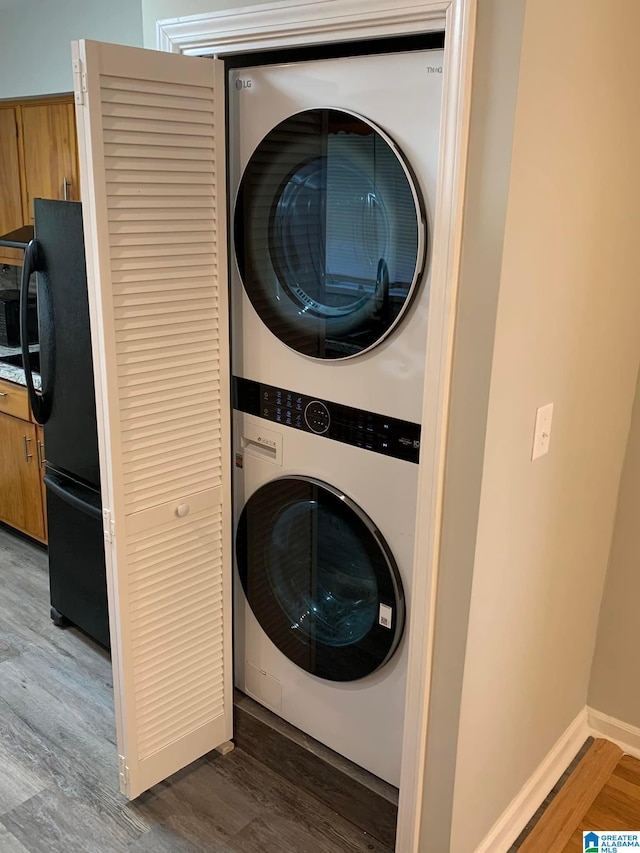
[0,378,30,421]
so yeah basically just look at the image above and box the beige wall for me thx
[0,0,142,99]
[445,1,640,850]
[589,373,640,722]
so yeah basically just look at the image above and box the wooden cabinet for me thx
[0,376,31,420]
[0,378,46,543]
[0,106,25,266]
[0,95,79,264]
[0,410,45,541]
[21,102,79,221]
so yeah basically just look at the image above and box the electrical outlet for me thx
[532,403,553,461]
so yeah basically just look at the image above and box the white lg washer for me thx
[229,46,445,423]
[233,404,420,786]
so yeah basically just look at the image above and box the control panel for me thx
[233,376,421,464]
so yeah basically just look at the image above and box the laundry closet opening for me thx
[225,29,445,848]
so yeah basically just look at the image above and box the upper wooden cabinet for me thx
[0,106,25,265]
[0,95,79,265]
[21,102,79,221]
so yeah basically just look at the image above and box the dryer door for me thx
[236,476,405,681]
[234,109,426,360]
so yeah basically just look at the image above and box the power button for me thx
[304,400,330,434]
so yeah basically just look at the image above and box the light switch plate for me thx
[532,403,553,461]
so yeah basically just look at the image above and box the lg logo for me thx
[235,78,252,90]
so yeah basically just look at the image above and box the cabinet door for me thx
[74,39,231,799]
[0,107,25,265]
[21,102,79,221]
[0,414,45,540]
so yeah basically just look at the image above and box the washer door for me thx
[236,477,405,682]
[234,109,426,360]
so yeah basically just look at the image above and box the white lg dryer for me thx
[229,46,445,422]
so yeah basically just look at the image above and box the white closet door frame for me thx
[73,39,232,798]
[157,2,476,851]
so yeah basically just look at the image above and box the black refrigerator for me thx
[20,198,110,648]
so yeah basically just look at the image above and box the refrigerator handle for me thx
[43,473,102,521]
[21,239,54,425]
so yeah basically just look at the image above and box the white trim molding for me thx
[588,707,640,760]
[156,2,477,850]
[158,0,453,55]
[474,709,590,853]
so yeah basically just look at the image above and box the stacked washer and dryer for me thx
[229,45,444,788]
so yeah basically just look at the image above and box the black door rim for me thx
[236,475,406,682]
[234,107,428,361]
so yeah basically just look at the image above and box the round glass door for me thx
[236,477,405,681]
[235,109,426,360]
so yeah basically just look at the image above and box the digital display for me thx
[233,376,421,464]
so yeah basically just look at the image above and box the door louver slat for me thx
[120,417,220,443]
[131,619,222,667]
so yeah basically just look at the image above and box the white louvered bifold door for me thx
[71,39,231,798]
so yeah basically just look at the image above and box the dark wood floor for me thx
[0,526,392,852]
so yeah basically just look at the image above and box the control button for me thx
[304,400,330,434]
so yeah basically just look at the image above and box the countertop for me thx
[0,344,41,390]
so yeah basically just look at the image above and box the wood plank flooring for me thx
[515,739,623,853]
[561,754,640,851]
[509,739,595,852]
[234,691,398,848]
[0,525,393,852]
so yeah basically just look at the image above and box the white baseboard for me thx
[473,708,589,853]
[587,707,640,760]
[468,706,640,853]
